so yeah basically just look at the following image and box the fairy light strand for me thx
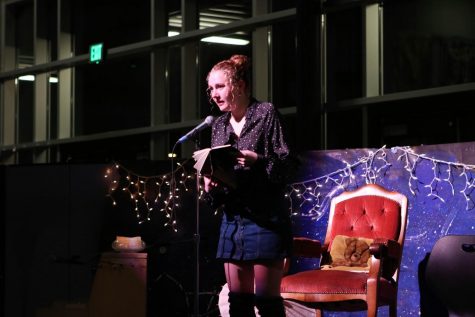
[104,160,195,231]
[393,146,475,210]
[286,146,390,219]
[287,145,475,219]
[105,145,475,229]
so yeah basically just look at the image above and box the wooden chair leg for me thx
[315,308,323,317]
[366,301,378,317]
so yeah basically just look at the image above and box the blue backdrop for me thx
[287,142,475,316]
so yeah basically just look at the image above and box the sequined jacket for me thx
[205,99,298,226]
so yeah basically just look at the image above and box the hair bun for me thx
[207,54,251,89]
[229,54,249,69]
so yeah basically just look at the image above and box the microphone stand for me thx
[170,139,202,317]
[193,139,201,317]
[175,126,213,317]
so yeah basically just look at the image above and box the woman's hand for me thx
[237,150,258,167]
[203,175,219,192]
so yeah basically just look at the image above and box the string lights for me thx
[392,146,475,210]
[286,146,392,220]
[286,145,475,220]
[104,160,196,231]
[104,145,475,228]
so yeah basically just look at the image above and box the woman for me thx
[203,54,297,317]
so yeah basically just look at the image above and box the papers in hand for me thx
[192,144,240,188]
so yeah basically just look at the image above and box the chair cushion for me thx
[282,269,368,294]
[281,269,396,299]
[325,235,373,271]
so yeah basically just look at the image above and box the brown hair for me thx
[207,54,251,92]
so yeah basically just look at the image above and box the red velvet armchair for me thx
[281,184,408,317]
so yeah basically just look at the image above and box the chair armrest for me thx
[284,237,322,275]
[369,238,401,260]
[292,237,322,258]
[369,238,402,281]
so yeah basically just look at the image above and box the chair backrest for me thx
[324,184,408,277]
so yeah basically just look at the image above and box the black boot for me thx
[255,295,286,317]
[228,292,256,317]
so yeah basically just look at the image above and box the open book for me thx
[192,144,240,188]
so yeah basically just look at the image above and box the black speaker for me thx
[425,235,475,317]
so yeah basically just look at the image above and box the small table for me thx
[89,252,147,317]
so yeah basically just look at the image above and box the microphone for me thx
[177,115,215,144]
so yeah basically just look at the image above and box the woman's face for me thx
[207,70,235,112]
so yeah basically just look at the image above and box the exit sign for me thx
[89,43,104,64]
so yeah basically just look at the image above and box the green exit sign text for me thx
[89,43,104,64]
